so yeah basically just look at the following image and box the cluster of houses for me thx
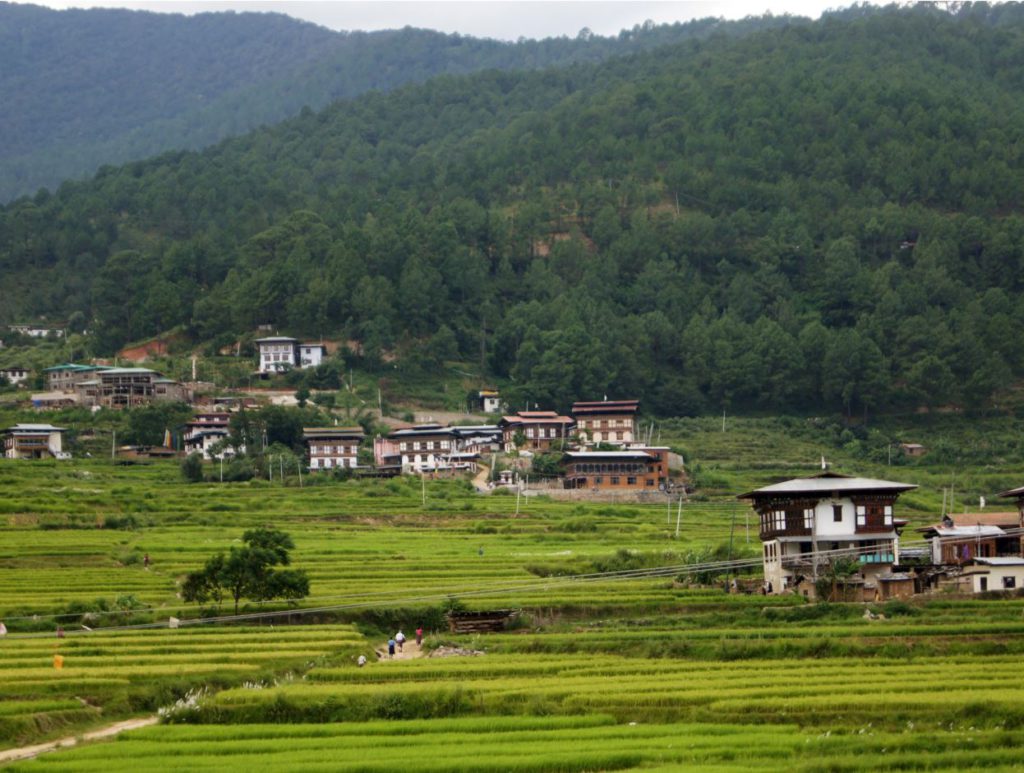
[21,363,192,409]
[746,471,1024,600]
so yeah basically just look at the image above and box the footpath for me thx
[0,716,158,765]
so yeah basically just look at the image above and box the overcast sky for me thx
[18,1,866,41]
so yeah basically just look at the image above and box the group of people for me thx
[385,626,424,658]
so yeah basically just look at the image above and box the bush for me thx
[181,453,204,483]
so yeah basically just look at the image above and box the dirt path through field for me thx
[0,716,158,765]
[377,639,426,661]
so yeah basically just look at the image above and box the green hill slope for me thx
[3,5,1024,416]
[0,3,787,202]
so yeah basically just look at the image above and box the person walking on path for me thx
[395,630,406,653]
[415,626,423,647]
[387,638,396,658]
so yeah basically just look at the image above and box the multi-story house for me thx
[740,472,916,595]
[74,368,190,408]
[562,447,668,491]
[304,427,364,472]
[255,337,327,374]
[183,413,237,459]
[387,424,457,473]
[572,399,639,446]
[498,411,574,452]
[918,512,1023,564]
[0,366,29,386]
[3,423,69,459]
[44,363,112,393]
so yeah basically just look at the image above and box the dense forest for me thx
[4,4,1024,417]
[0,3,789,202]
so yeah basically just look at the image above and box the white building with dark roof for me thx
[256,337,327,373]
[740,472,917,596]
[3,423,69,459]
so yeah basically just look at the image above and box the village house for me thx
[183,413,238,459]
[469,389,503,414]
[959,557,1024,593]
[3,423,69,459]
[74,367,190,408]
[571,399,640,446]
[450,425,503,455]
[917,512,1022,564]
[8,323,64,338]
[498,411,574,452]
[384,424,459,473]
[0,366,29,386]
[740,472,917,596]
[304,426,364,472]
[562,447,669,491]
[255,337,327,374]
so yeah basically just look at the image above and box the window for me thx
[803,508,814,529]
[594,476,603,484]
[645,478,654,486]
[627,476,637,485]
[611,477,620,485]
[833,505,843,523]
[1004,576,1017,589]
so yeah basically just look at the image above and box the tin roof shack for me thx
[917,512,1022,564]
[3,423,69,459]
[962,557,1024,594]
[450,425,502,455]
[562,448,668,491]
[740,472,916,597]
[304,427,364,472]
[877,572,916,600]
[571,399,639,447]
[498,411,574,453]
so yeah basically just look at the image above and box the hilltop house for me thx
[304,426,364,472]
[740,472,916,596]
[8,323,63,338]
[3,423,69,459]
[562,447,668,491]
[499,411,574,452]
[469,389,503,414]
[255,337,327,374]
[0,366,29,386]
[571,399,639,447]
[918,512,1022,564]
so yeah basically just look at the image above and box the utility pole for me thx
[675,495,683,538]
[220,455,224,483]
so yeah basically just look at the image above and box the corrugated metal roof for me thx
[739,473,916,498]
[973,557,1024,566]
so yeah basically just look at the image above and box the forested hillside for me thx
[0,3,783,201]
[3,5,1024,417]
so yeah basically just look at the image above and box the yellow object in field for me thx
[53,654,64,670]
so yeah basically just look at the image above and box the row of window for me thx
[761,509,814,532]
[524,428,561,439]
[309,445,358,455]
[585,476,655,486]
[578,419,632,429]
[399,441,451,451]
[573,463,649,473]
[310,458,356,469]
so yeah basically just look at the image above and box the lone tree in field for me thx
[181,528,310,614]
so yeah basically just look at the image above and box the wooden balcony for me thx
[759,523,812,539]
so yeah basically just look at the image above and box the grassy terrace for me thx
[3,413,1024,768]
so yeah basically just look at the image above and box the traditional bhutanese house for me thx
[469,389,503,414]
[0,366,29,385]
[255,337,327,374]
[43,363,112,393]
[960,557,1024,593]
[740,472,916,596]
[571,399,640,447]
[917,512,1022,564]
[3,423,69,459]
[498,411,574,452]
[184,413,236,459]
[9,323,64,338]
[450,425,502,455]
[562,447,668,491]
[387,424,457,473]
[304,427,364,472]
